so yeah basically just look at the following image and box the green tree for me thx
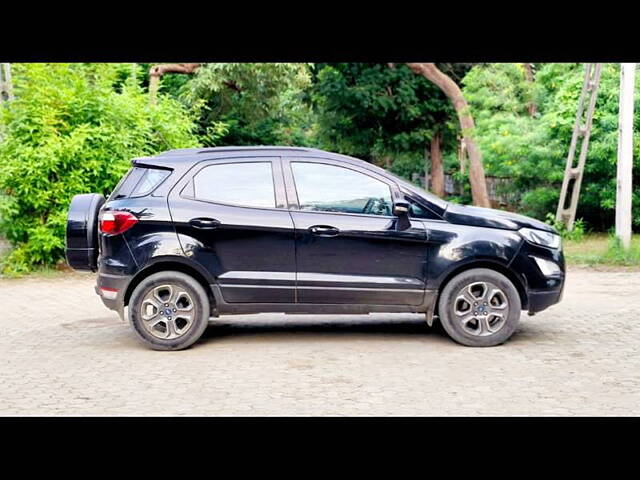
[180,63,314,146]
[463,62,640,231]
[310,63,459,196]
[0,63,199,273]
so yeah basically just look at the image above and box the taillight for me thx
[99,211,138,235]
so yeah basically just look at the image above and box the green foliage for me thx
[0,63,199,273]
[464,63,542,117]
[463,63,640,231]
[545,213,585,241]
[522,187,560,220]
[311,63,457,170]
[180,63,314,146]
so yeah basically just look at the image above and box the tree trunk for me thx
[0,63,13,102]
[430,131,445,198]
[148,63,201,105]
[406,63,490,208]
[458,135,466,175]
[424,146,430,189]
[522,63,537,117]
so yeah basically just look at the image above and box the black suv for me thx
[66,146,565,350]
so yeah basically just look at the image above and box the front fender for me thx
[425,222,524,290]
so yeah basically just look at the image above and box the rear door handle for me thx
[189,217,220,229]
[309,225,340,237]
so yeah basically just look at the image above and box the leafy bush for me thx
[0,63,199,274]
[545,213,585,241]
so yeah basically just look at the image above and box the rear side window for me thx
[193,162,276,208]
[109,167,170,199]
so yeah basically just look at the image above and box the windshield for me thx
[361,161,449,211]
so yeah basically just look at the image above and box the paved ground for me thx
[1,267,639,416]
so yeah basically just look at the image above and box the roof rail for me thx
[158,146,315,156]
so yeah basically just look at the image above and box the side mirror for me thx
[393,201,409,216]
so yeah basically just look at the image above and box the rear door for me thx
[283,158,428,305]
[168,157,296,303]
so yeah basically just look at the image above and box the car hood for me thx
[443,203,556,233]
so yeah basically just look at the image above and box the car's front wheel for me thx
[438,268,521,347]
[128,271,210,351]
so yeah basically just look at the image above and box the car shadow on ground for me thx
[199,315,450,343]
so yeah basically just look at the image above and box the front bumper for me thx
[527,284,564,313]
[509,239,566,314]
[96,272,132,320]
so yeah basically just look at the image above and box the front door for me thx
[168,157,296,303]
[284,159,428,305]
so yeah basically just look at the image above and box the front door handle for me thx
[309,225,340,237]
[189,217,220,229]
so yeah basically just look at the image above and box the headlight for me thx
[519,228,561,249]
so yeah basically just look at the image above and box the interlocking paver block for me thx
[0,268,639,415]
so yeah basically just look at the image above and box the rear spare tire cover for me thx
[65,193,105,271]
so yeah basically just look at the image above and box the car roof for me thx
[132,146,371,169]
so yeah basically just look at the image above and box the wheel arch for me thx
[433,260,529,317]
[123,257,215,313]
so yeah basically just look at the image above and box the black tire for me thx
[437,268,521,347]
[128,271,210,351]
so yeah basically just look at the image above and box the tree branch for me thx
[148,63,201,105]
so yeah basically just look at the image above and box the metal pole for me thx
[615,63,635,250]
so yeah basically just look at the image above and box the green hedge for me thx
[0,63,199,274]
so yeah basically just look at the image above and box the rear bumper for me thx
[96,272,132,317]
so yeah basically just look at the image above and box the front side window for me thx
[292,162,392,216]
[193,162,275,208]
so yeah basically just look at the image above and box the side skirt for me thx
[210,284,438,317]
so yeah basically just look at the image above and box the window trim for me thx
[284,158,399,219]
[180,158,285,211]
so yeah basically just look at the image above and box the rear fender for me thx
[126,231,214,282]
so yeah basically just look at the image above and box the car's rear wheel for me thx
[438,268,521,347]
[128,271,210,351]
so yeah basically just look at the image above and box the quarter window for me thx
[193,162,276,208]
[109,167,170,199]
[131,168,170,197]
[407,198,440,220]
[292,162,392,216]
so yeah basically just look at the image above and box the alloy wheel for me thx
[140,284,195,340]
[453,281,509,336]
